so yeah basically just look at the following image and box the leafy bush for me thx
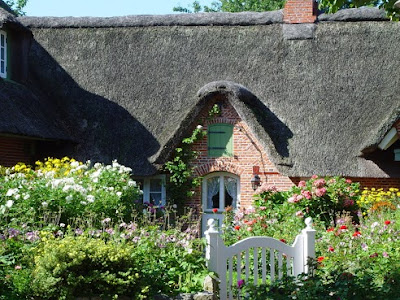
[0,158,208,299]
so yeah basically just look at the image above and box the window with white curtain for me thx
[202,172,239,212]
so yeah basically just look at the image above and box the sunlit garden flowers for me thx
[1,158,400,299]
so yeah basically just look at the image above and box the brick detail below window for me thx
[0,136,35,167]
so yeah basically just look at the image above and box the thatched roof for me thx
[0,0,29,32]
[0,80,72,141]
[17,7,400,177]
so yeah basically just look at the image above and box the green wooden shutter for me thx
[208,123,233,157]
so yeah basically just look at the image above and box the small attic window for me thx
[0,30,6,78]
[208,123,233,157]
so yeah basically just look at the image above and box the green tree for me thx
[173,0,284,13]
[319,0,399,20]
[2,0,28,16]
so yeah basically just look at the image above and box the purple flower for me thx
[105,228,115,235]
[25,231,40,242]
[75,228,83,235]
[8,228,20,238]
[101,217,111,225]
[237,279,245,289]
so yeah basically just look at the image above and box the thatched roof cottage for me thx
[0,0,399,222]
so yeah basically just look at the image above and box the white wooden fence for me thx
[204,217,316,299]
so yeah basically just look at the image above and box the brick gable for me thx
[187,97,294,210]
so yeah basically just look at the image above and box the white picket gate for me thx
[204,217,316,299]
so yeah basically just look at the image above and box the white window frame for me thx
[137,175,166,207]
[0,30,7,78]
[202,172,240,213]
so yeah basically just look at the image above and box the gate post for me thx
[302,217,316,274]
[204,218,226,298]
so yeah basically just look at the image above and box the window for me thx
[208,123,233,157]
[135,175,166,206]
[0,30,6,78]
[202,172,239,212]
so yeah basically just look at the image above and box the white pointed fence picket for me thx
[204,217,316,300]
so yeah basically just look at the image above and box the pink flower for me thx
[343,199,354,207]
[311,175,318,179]
[313,179,326,188]
[298,181,306,187]
[301,190,312,200]
[14,265,22,270]
[315,188,327,197]
[345,179,352,184]
[328,246,334,252]
[237,279,245,289]
[295,211,304,218]
[259,206,267,211]
[247,227,253,232]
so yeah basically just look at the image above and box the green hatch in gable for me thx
[208,123,233,157]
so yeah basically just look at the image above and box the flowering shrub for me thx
[288,176,360,226]
[0,157,141,228]
[0,158,208,299]
[223,180,400,299]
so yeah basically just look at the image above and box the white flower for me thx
[187,248,193,254]
[66,195,73,202]
[127,180,136,187]
[196,125,203,129]
[5,200,14,208]
[371,222,379,229]
[42,201,48,208]
[94,163,102,169]
[86,195,95,203]
[60,223,65,228]
[14,194,20,200]
[23,194,30,200]
[116,192,122,197]
[6,188,18,197]
[70,161,79,168]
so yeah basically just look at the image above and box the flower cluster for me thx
[358,187,400,214]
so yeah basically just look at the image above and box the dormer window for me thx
[0,30,7,78]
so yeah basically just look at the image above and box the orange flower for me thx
[234,225,241,230]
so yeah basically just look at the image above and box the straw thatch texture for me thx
[18,8,400,177]
[0,80,71,140]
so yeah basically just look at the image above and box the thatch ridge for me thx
[18,11,283,28]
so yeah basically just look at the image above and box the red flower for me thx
[317,256,325,262]
[280,239,286,244]
[370,252,378,258]
[384,220,391,225]
[234,225,241,230]
[352,231,361,237]
[340,225,348,230]
[212,208,218,213]
[326,227,335,232]
[328,246,334,252]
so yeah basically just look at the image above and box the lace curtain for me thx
[225,176,237,208]
[207,176,220,209]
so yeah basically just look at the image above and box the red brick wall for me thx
[283,0,317,24]
[187,98,295,210]
[0,136,35,167]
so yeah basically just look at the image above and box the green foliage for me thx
[174,0,284,13]
[3,0,27,16]
[319,0,400,20]
[164,126,207,211]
